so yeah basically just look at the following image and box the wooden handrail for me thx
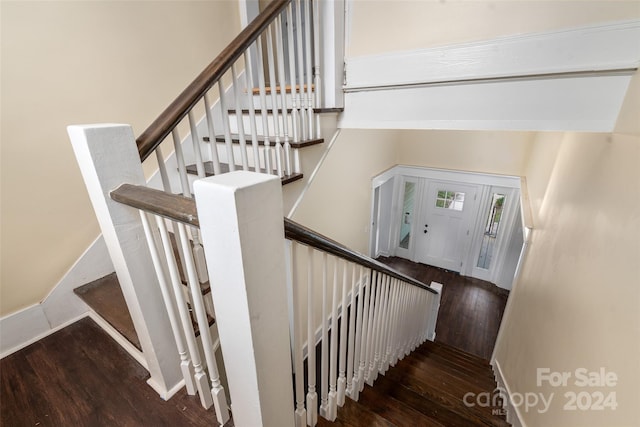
[283,219,438,294]
[110,183,438,294]
[111,184,199,227]
[136,0,291,161]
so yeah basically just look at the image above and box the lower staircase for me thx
[74,273,508,427]
[318,340,508,427]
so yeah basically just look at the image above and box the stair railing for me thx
[105,171,443,427]
[137,0,321,188]
[69,2,325,414]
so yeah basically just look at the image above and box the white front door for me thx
[414,181,479,271]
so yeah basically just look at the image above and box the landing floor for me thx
[0,317,223,427]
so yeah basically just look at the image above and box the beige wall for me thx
[493,72,640,426]
[397,130,534,176]
[615,70,640,136]
[494,73,640,425]
[348,0,640,57]
[0,0,240,316]
[522,132,564,228]
[292,129,399,254]
[494,131,640,426]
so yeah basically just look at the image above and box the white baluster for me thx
[303,0,315,138]
[365,272,380,386]
[428,282,443,341]
[187,111,209,284]
[388,279,401,367]
[266,25,283,177]
[326,257,340,421]
[312,0,322,139]
[204,93,222,175]
[319,253,329,419]
[243,50,262,173]
[276,14,292,176]
[139,212,196,396]
[255,35,272,174]
[350,267,365,400]
[345,264,358,399]
[400,283,410,358]
[295,0,308,140]
[411,287,419,352]
[336,260,349,406]
[218,80,236,171]
[357,270,372,392]
[367,272,383,385]
[177,223,230,425]
[172,129,190,197]
[155,147,171,193]
[306,246,318,426]
[291,242,307,427]
[378,275,391,373]
[155,216,213,409]
[231,64,250,171]
[188,110,205,179]
[420,290,429,343]
[286,3,300,144]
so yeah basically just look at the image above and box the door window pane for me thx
[399,182,416,249]
[435,190,465,211]
[477,193,506,269]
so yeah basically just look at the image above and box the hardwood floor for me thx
[377,256,509,361]
[1,316,506,427]
[2,257,509,427]
[0,317,227,427]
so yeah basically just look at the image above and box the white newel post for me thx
[194,171,295,427]
[68,124,182,397]
[427,282,443,341]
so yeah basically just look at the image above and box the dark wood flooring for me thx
[1,317,505,427]
[0,317,228,427]
[377,256,509,361]
[2,257,509,426]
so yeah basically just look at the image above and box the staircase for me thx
[317,340,508,427]
[74,267,509,427]
[66,0,511,425]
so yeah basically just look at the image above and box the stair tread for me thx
[417,340,493,371]
[413,347,495,381]
[371,374,504,427]
[203,134,324,149]
[251,83,313,95]
[384,358,507,426]
[431,340,492,366]
[185,161,303,185]
[228,107,343,115]
[74,273,141,351]
[317,397,395,427]
[400,352,498,392]
[357,381,447,427]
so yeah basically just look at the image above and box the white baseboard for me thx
[0,235,115,358]
[492,359,527,427]
[0,310,89,359]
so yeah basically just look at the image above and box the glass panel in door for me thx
[398,181,416,249]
